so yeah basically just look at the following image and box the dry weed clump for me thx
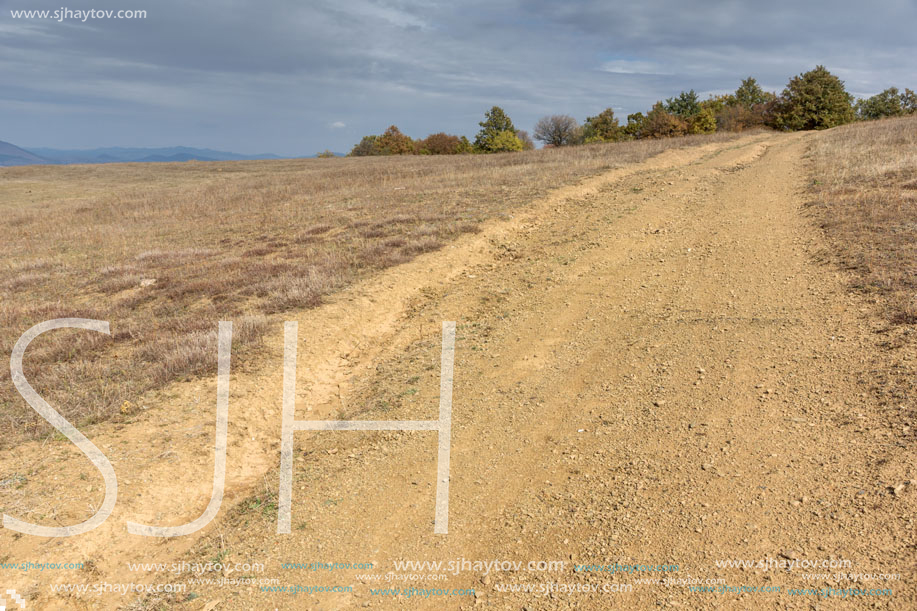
[0,131,743,445]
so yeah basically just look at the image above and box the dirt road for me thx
[3,132,915,610]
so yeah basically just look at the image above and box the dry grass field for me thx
[5,127,917,610]
[808,115,917,324]
[0,132,743,446]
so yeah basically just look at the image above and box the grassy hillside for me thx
[808,115,917,323]
[0,132,741,446]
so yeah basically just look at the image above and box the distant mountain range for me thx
[0,140,48,166]
[0,140,300,166]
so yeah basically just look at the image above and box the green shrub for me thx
[904,89,917,114]
[457,135,474,154]
[855,87,917,120]
[687,107,717,134]
[701,94,734,117]
[622,112,645,139]
[664,90,701,119]
[489,130,524,152]
[773,66,855,131]
[474,106,518,152]
[349,135,379,157]
[348,127,414,156]
[582,108,623,143]
[734,77,773,109]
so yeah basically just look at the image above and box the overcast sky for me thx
[2,0,915,155]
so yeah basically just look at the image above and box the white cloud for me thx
[600,60,671,75]
[329,121,346,128]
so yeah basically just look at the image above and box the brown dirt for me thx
[2,132,914,610]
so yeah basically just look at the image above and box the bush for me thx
[349,135,379,157]
[856,87,917,120]
[474,106,518,153]
[773,66,855,131]
[516,129,535,150]
[734,77,772,109]
[641,103,688,139]
[348,127,414,156]
[700,94,734,117]
[415,133,472,155]
[687,107,717,134]
[582,108,623,143]
[622,112,645,139]
[662,91,714,134]
[905,89,917,114]
[489,130,524,152]
[715,105,757,132]
[664,90,701,119]
[376,125,415,155]
[533,115,581,147]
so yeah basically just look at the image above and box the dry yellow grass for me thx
[808,115,917,323]
[0,132,743,445]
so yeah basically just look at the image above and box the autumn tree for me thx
[516,129,535,150]
[415,133,472,155]
[582,108,623,143]
[376,125,415,155]
[533,115,581,147]
[641,103,688,139]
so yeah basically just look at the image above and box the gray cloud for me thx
[2,0,914,155]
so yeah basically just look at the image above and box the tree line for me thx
[345,66,916,156]
[348,106,533,156]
